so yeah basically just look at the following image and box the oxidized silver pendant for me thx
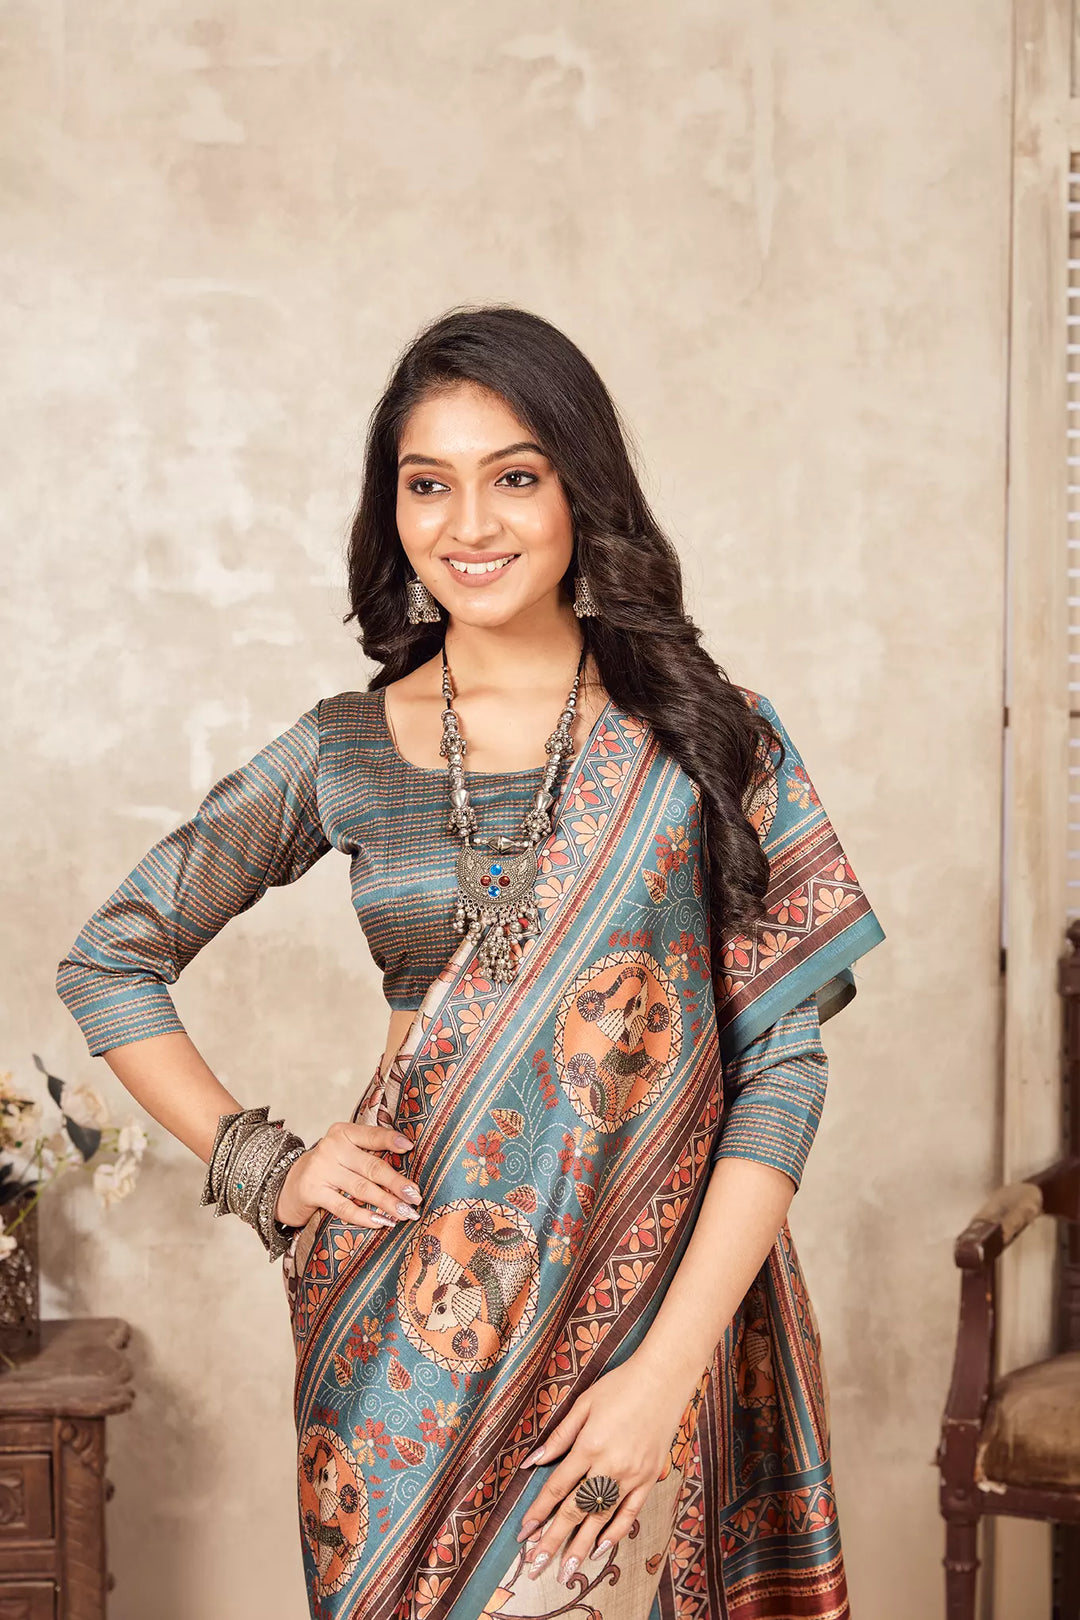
[453,837,540,984]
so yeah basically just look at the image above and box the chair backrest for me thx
[1056,923,1080,1349]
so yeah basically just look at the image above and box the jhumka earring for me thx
[405,574,442,625]
[573,573,600,618]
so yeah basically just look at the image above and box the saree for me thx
[282,693,884,1620]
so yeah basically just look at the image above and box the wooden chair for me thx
[937,924,1080,1618]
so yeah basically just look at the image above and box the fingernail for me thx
[394,1135,413,1151]
[521,1447,545,1467]
[528,1550,550,1578]
[396,1203,420,1220]
[560,1556,579,1583]
[401,1185,422,1204]
[590,1539,611,1562]
[371,1214,395,1227]
[515,1518,540,1544]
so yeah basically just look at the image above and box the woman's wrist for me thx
[623,1339,706,1435]
[274,1152,313,1229]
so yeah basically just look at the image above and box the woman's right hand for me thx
[274,1120,421,1230]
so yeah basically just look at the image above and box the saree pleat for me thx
[282,697,883,1620]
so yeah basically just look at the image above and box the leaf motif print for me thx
[387,1357,412,1392]
[490,1108,525,1139]
[507,1184,538,1214]
[644,869,667,903]
[576,1181,596,1219]
[333,1352,353,1387]
[393,1435,426,1466]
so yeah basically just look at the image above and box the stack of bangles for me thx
[199,1105,308,1261]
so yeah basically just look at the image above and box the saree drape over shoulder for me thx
[57,687,884,1620]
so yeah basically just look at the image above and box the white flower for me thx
[117,1119,148,1160]
[62,1084,110,1131]
[93,1154,139,1211]
[11,1101,43,1149]
[40,1130,81,1177]
[0,1234,16,1260]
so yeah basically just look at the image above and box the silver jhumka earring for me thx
[573,574,600,618]
[405,574,442,625]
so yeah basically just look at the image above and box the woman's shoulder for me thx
[730,683,777,722]
[313,689,388,755]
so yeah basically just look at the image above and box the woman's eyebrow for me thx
[397,441,545,471]
[478,440,545,467]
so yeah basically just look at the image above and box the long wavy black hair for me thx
[344,305,780,945]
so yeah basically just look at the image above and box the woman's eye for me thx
[497,469,538,489]
[407,477,448,496]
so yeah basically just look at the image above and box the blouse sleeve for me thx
[711,992,827,1189]
[56,703,331,1058]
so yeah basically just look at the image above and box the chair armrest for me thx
[954,1180,1044,1270]
[1030,1155,1080,1221]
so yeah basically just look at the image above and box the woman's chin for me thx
[441,583,574,632]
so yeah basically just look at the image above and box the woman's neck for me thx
[442,600,586,700]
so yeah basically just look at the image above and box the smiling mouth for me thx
[444,555,520,576]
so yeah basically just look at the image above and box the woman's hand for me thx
[274,1120,421,1230]
[514,1353,693,1585]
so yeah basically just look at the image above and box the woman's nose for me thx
[448,484,502,544]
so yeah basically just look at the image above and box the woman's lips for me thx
[440,554,520,588]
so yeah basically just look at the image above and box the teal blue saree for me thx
[282,692,883,1620]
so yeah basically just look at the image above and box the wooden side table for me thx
[0,1318,134,1618]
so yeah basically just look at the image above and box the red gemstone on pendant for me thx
[499,875,510,886]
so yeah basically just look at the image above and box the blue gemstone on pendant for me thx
[487,885,499,897]
[490,863,502,875]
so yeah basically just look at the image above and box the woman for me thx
[57,306,884,1620]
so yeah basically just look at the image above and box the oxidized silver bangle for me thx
[201,1106,272,1215]
[199,1107,306,1260]
[230,1117,288,1224]
[256,1142,308,1261]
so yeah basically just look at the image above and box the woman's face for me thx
[395,382,575,630]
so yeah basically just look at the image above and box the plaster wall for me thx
[1,3,1010,1615]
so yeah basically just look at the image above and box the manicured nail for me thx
[394,1136,413,1151]
[371,1214,395,1228]
[590,1539,611,1562]
[515,1517,540,1544]
[528,1550,550,1578]
[560,1556,579,1584]
[396,1203,420,1220]
[521,1447,545,1467]
[401,1184,422,1204]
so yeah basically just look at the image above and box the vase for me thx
[0,1192,41,1364]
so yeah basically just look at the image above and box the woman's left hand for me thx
[514,1352,693,1585]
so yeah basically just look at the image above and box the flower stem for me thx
[4,1181,48,1236]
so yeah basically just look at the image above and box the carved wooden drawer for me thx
[0,1583,56,1618]
[0,1457,52,1543]
[0,1322,132,1619]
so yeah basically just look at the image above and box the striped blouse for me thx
[55,692,828,1188]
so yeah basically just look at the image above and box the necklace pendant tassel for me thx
[455,846,541,984]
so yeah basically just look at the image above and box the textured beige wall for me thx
[2,3,1011,1616]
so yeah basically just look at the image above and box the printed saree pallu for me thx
[282,696,884,1620]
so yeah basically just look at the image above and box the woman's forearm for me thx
[630,1156,796,1414]
[102,1032,242,1163]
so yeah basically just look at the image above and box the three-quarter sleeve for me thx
[711,993,827,1189]
[56,703,331,1057]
